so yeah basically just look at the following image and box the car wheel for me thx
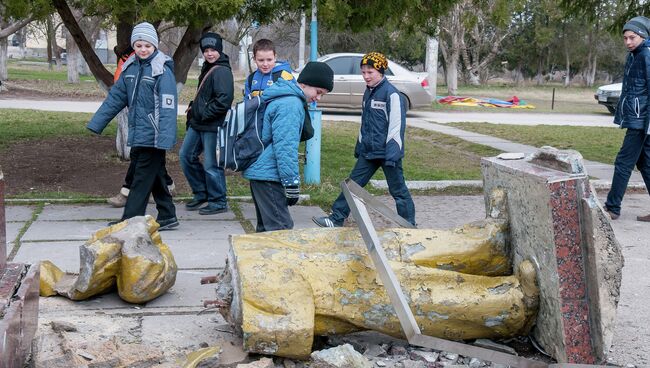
[606,105,616,115]
[400,93,410,113]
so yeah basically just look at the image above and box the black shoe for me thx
[157,217,179,231]
[199,204,228,215]
[185,198,207,211]
[107,219,123,226]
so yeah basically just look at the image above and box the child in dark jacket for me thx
[87,22,179,230]
[313,52,416,228]
[605,16,650,222]
[180,32,234,214]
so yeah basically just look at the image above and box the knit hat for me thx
[297,61,334,92]
[200,32,223,53]
[623,16,650,39]
[360,52,388,74]
[131,22,159,48]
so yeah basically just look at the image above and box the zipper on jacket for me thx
[635,97,641,118]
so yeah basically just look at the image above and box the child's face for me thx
[203,48,220,64]
[624,30,645,51]
[300,84,329,103]
[134,40,155,59]
[361,65,383,87]
[254,50,276,74]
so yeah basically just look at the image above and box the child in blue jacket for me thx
[87,22,179,230]
[313,52,416,228]
[244,38,295,98]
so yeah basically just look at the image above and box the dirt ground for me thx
[0,135,193,197]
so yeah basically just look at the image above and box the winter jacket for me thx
[354,77,406,165]
[243,78,305,187]
[188,54,234,132]
[614,39,650,131]
[87,50,178,150]
[244,61,295,98]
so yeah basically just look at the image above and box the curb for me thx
[369,179,647,192]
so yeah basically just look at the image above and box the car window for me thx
[351,56,395,76]
[325,57,353,75]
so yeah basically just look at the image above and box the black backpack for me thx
[217,96,313,172]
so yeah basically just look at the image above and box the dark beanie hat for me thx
[297,61,334,91]
[200,32,223,53]
[623,16,650,39]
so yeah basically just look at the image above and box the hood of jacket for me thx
[271,60,293,75]
[122,50,174,77]
[261,78,305,103]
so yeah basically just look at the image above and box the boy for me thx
[87,22,179,230]
[605,16,650,222]
[243,61,333,232]
[180,32,234,214]
[313,52,416,228]
[244,38,294,98]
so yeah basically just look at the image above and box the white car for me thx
[295,53,433,110]
[594,83,622,115]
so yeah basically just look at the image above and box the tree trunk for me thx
[66,29,80,83]
[446,49,459,95]
[53,0,112,89]
[0,36,7,81]
[46,16,54,69]
[116,109,130,160]
[426,37,438,101]
[172,23,212,91]
[564,44,570,87]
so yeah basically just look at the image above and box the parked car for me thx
[594,83,622,115]
[294,53,433,110]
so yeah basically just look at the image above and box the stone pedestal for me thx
[0,170,40,367]
[481,149,623,364]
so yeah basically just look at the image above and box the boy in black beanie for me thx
[243,61,333,232]
[313,52,415,228]
[180,32,234,215]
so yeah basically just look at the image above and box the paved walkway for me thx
[5,194,649,365]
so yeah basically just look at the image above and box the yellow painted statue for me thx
[216,190,539,359]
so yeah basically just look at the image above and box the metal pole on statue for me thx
[304,0,321,184]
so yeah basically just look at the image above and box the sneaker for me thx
[167,183,176,197]
[185,198,207,211]
[605,209,620,220]
[107,187,129,208]
[312,216,342,228]
[637,214,650,222]
[157,217,179,231]
[199,204,228,215]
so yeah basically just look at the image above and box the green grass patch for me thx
[0,109,99,148]
[447,122,624,164]
[9,67,96,82]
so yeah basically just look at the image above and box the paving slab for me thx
[5,221,25,243]
[239,203,328,229]
[38,204,124,221]
[165,238,230,269]
[12,241,83,272]
[6,206,34,221]
[39,290,134,312]
[140,313,229,356]
[159,220,244,241]
[145,269,220,308]
[21,220,106,241]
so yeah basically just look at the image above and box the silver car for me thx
[594,83,622,115]
[296,53,433,110]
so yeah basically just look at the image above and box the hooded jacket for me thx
[243,78,305,187]
[354,77,406,165]
[188,53,234,132]
[244,60,295,98]
[614,39,650,131]
[87,50,178,150]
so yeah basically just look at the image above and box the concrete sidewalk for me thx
[4,194,649,366]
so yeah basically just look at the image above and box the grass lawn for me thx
[447,122,625,164]
[0,109,500,204]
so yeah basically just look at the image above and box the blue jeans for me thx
[605,128,650,215]
[180,127,227,206]
[330,157,416,225]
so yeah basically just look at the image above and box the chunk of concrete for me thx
[311,344,372,368]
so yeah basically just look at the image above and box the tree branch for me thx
[0,16,35,39]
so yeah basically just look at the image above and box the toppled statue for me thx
[215,191,539,359]
[40,215,177,303]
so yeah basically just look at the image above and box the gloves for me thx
[284,185,300,206]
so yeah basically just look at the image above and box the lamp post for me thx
[304,0,321,184]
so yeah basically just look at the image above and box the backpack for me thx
[217,96,314,172]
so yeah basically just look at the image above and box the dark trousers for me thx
[605,128,650,215]
[250,180,293,232]
[330,157,416,226]
[122,147,176,221]
[122,156,173,189]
